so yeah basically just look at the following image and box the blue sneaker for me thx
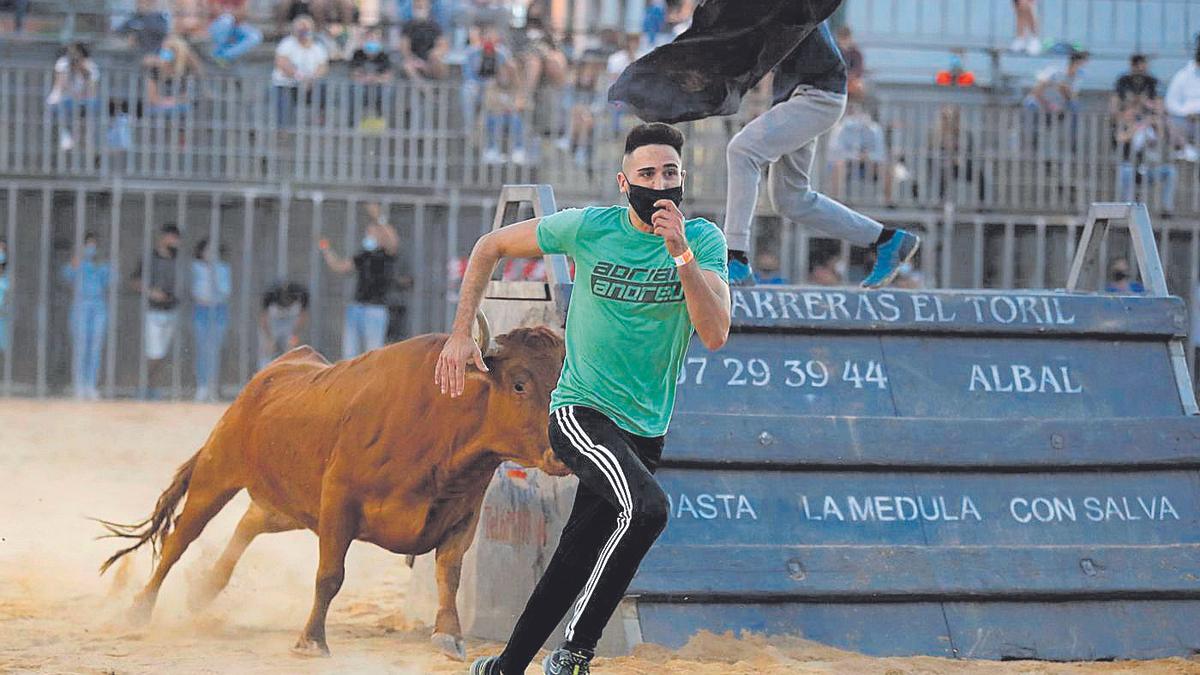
[861,230,920,289]
[727,256,755,287]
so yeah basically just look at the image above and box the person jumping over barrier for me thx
[438,123,730,675]
[610,3,919,288]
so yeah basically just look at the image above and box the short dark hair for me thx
[624,122,684,157]
[1069,50,1090,63]
[84,230,98,243]
[161,223,180,236]
[1130,53,1147,65]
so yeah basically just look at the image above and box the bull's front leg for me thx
[430,510,482,661]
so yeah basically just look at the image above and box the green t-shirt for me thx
[536,205,729,437]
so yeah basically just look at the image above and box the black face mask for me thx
[625,183,683,228]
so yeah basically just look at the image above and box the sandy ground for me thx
[1,400,1198,675]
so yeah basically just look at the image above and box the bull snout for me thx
[540,448,572,477]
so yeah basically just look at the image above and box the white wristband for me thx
[672,248,694,267]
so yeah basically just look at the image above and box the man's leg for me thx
[362,304,389,351]
[342,304,361,360]
[494,406,668,674]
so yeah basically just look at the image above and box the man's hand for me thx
[650,199,687,257]
[287,334,300,348]
[149,288,167,303]
[434,332,489,398]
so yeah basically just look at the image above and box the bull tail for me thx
[95,450,201,575]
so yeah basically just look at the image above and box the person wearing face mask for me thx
[1105,258,1146,295]
[350,25,395,126]
[62,232,112,400]
[273,15,330,127]
[441,123,730,675]
[130,223,182,400]
[808,247,847,287]
[190,238,232,402]
[320,202,400,359]
[144,35,203,116]
[400,0,448,80]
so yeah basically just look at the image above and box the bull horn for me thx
[474,309,492,354]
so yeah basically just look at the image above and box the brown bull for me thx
[98,325,568,659]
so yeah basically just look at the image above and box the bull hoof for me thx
[291,636,331,658]
[432,632,466,661]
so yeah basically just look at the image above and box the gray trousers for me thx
[724,86,884,253]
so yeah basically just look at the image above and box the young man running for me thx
[723,21,920,288]
[436,122,731,675]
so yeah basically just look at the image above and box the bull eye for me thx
[514,382,527,394]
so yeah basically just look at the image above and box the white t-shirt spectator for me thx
[1165,61,1200,118]
[606,47,647,77]
[52,57,99,100]
[272,36,329,87]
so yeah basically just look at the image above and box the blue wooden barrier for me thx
[627,284,1200,660]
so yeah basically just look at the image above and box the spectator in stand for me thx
[1024,51,1089,115]
[482,49,529,164]
[190,238,232,402]
[604,33,646,136]
[929,103,983,201]
[208,0,263,67]
[62,232,111,400]
[0,239,8,356]
[320,203,400,359]
[754,251,788,285]
[46,43,100,152]
[10,0,29,33]
[835,25,866,98]
[557,52,606,167]
[1165,39,1200,162]
[173,0,207,38]
[258,281,310,369]
[318,0,361,61]
[144,35,205,116]
[400,0,449,80]
[827,100,889,203]
[116,0,172,61]
[809,248,847,286]
[643,0,668,48]
[511,9,568,107]
[1112,54,1160,116]
[1115,103,1176,215]
[130,223,182,400]
[351,25,395,123]
[1010,0,1041,55]
[462,23,509,144]
[666,0,694,37]
[272,15,330,127]
[1105,258,1145,294]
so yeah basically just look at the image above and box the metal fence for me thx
[843,0,1200,57]
[2,179,1199,399]
[3,64,1199,216]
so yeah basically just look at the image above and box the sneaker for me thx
[510,148,528,165]
[861,230,921,289]
[59,131,74,151]
[1009,36,1027,53]
[554,136,571,152]
[1174,144,1200,163]
[727,251,755,287]
[483,148,505,164]
[543,647,591,675]
[1025,37,1042,55]
[470,656,503,675]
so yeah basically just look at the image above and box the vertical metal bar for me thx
[1033,216,1047,288]
[278,187,291,279]
[138,191,152,396]
[238,192,255,385]
[972,217,984,289]
[1001,219,1016,288]
[445,189,460,331]
[172,192,186,398]
[796,225,809,285]
[3,185,17,394]
[940,202,955,288]
[210,192,222,396]
[309,193,325,354]
[1189,228,1199,379]
[36,188,50,397]
[105,183,121,398]
[413,202,428,334]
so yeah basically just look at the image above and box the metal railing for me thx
[2,64,1198,217]
[843,0,1199,57]
[2,179,1199,399]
